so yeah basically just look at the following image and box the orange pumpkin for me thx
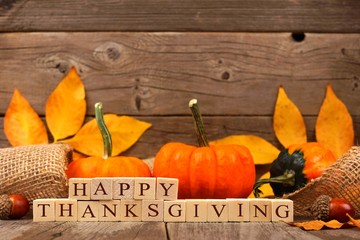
[66,103,151,178]
[153,99,256,199]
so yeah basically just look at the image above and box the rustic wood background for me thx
[0,0,359,160]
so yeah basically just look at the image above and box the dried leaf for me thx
[4,89,48,146]
[211,135,280,165]
[248,171,274,198]
[273,86,307,148]
[316,84,354,158]
[289,219,349,230]
[46,67,86,142]
[347,214,360,228]
[63,114,151,157]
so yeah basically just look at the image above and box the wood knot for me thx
[94,42,123,65]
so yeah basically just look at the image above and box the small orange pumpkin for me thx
[66,103,151,178]
[153,99,256,199]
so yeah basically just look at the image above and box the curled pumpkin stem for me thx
[95,102,112,159]
[189,99,209,147]
[252,169,295,198]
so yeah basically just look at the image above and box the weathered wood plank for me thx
[0,219,168,240]
[166,222,355,240]
[0,0,360,32]
[0,115,359,159]
[0,32,359,117]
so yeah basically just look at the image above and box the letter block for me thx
[156,177,178,200]
[134,177,156,200]
[120,200,142,221]
[55,199,78,221]
[98,200,121,221]
[91,178,113,200]
[250,199,272,222]
[68,178,91,200]
[207,200,228,222]
[142,199,164,221]
[227,198,250,222]
[113,177,135,200]
[33,199,56,222]
[164,200,186,222]
[186,199,207,222]
[271,199,294,222]
[77,201,99,222]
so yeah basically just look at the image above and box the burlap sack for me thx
[0,143,72,202]
[284,146,360,217]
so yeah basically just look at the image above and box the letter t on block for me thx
[33,199,56,222]
[69,178,91,200]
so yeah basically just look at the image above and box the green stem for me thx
[189,99,209,147]
[95,102,112,159]
[252,169,295,198]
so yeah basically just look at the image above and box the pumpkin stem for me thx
[95,102,112,159]
[189,99,209,147]
[252,169,295,198]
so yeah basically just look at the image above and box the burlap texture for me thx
[284,146,360,217]
[0,144,72,202]
[0,194,11,219]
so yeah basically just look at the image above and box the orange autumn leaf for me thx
[273,86,307,148]
[4,89,48,146]
[211,135,280,165]
[46,67,86,142]
[347,214,360,228]
[288,219,352,231]
[316,84,354,159]
[63,114,151,157]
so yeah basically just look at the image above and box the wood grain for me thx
[0,32,359,116]
[0,0,360,32]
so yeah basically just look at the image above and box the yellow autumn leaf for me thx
[273,86,307,148]
[316,84,354,159]
[46,67,86,142]
[289,219,350,231]
[248,171,274,198]
[63,114,151,157]
[4,89,48,146]
[211,135,280,165]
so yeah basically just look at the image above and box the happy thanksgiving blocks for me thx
[33,177,293,223]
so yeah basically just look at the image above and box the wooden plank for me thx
[166,222,327,240]
[0,219,168,240]
[0,0,360,32]
[0,32,359,117]
[0,115,359,159]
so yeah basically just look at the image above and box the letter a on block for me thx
[78,201,99,222]
[91,178,112,200]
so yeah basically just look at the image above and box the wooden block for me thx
[91,178,113,200]
[113,177,135,200]
[207,200,228,222]
[185,199,207,222]
[77,201,99,222]
[142,199,164,221]
[134,177,156,200]
[156,177,178,200]
[120,199,142,221]
[249,198,272,222]
[98,200,121,221]
[33,199,56,222]
[271,199,294,222]
[164,200,186,222]
[55,199,78,221]
[68,178,91,200]
[227,198,250,222]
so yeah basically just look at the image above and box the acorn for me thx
[310,195,356,222]
[0,194,30,220]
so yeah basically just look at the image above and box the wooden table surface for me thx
[1,217,359,240]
